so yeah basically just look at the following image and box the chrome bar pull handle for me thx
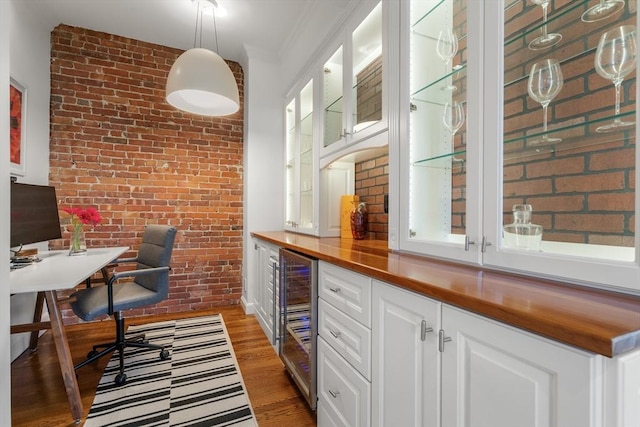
[329,389,340,398]
[481,236,492,253]
[421,320,433,341]
[439,329,452,352]
[465,235,475,251]
[329,329,341,339]
[329,286,341,293]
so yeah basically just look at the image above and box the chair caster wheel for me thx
[87,350,98,359]
[160,349,170,360]
[114,373,127,385]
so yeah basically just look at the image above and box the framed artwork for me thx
[10,77,26,176]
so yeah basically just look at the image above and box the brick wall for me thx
[355,153,389,240]
[47,25,245,323]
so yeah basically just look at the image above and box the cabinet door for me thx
[441,305,598,427]
[482,1,639,292]
[399,0,483,264]
[285,79,318,235]
[372,280,439,427]
[253,241,269,335]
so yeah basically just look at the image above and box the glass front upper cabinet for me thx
[401,0,481,264]
[285,98,297,229]
[285,79,316,235]
[322,1,385,156]
[483,0,638,293]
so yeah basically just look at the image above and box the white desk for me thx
[10,246,128,424]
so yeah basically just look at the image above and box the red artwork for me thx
[10,83,23,166]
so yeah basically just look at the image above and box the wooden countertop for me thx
[252,231,640,358]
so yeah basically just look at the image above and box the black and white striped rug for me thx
[84,315,257,427]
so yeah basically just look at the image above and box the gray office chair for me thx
[71,225,177,385]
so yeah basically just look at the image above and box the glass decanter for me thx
[503,204,543,251]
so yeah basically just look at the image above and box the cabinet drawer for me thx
[319,262,371,327]
[318,338,371,427]
[319,298,371,380]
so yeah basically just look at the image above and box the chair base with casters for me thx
[70,225,177,385]
[73,311,170,385]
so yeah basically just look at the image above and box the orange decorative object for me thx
[10,83,23,166]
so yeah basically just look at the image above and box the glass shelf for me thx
[325,96,343,114]
[411,64,467,102]
[413,150,467,171]
[412,110,635,166]
[352,63,382,91]
[411,0,446,29]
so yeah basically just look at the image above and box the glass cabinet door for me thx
[299,79,314,231]
[401,0,481,263]
[352,1,383,135]
[483,0,638,292]
[324,46,344,149]
[285,79,317,234]
[285,98,297,229]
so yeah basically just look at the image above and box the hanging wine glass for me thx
[442,101,465,161]
[594,25,637,132]
[581,0,625,23]
[527,59,564,145]
[437,29,458,91]
[528,0,563,50]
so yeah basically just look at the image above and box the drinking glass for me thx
[527,59,563,145]
[528,0,562,50]
[594,25,637,132]
[442,101,465,161]
[581,0,625,22]
[437,29,458,91]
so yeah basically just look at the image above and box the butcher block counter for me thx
[252,231,640,358]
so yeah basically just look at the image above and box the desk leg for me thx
[29,292,46,350]
[44,291,83,424]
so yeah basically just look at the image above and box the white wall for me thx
[1,0,12,423]
[9,0,54,361]
[240,45,285,312]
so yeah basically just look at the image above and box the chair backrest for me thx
[134,225,177,295]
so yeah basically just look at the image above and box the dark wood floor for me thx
[11,305,316,427]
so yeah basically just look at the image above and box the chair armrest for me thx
[106,266,171,314]
[110,256,138,265]
[109,266,170,281]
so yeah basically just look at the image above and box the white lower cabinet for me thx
[252,239,279,351]
[370,279,639,427]
[372,280,439,427]
[441,305,598,427]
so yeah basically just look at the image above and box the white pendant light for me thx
[166,0,239,116]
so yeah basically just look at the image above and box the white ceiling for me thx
[22,0,353,64]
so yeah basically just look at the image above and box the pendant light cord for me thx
[192,1,219,53]
[213,12,219,53]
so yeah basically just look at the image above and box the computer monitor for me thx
[10,182,62,248]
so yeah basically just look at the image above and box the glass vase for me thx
[503,204,543,251]
[350,202,368,240]
[69,224,87,256]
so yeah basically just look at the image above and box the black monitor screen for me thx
[10,182,62,248]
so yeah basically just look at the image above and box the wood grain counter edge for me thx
[252,231,640,358]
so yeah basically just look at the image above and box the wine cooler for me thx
[279,248,318,410]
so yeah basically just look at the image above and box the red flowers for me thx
[63,207,102,227]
